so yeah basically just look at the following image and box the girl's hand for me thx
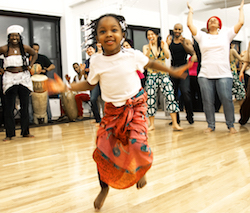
[239,0,244,10]
[173,61,194,79]
[45,73,67,94]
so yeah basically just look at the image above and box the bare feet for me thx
[172,123,183,131]
[148,125,155,131]
[3,137,12,141]
[229,127,237,134]
[23,134,34,138]
[136,175,147,189]
[204,128,213,133]
[94,187,109,210]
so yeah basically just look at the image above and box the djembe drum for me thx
[60,91,78,121]
[31,74,48,124]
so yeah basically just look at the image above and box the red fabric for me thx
[60,99,65,115]
[93,89,153,189]
[75,93,90,116]
[136,70,145,79]
[188,57,198,76]
[207,16,222,31]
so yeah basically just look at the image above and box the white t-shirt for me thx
[194,27,236,79]
[87,48,149,107]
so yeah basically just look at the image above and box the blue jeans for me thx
[90,83,101,123]
[198,77,235,130]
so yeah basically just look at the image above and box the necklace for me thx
[12,47,18,54]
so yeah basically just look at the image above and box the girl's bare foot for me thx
[136,175,147,189]
[148,125,155,131]
[94,187,109,210]
[229,127,237,134]
[204,128,213,133]
[172,123,183,131]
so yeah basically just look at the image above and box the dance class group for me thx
[1,0,250,210]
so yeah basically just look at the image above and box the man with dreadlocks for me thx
[0,25,37,141]
[46,13,193,210]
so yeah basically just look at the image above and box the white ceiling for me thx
[120,0,250,26]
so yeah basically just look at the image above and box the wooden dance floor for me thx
[1,116,250,213]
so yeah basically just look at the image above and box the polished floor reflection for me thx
[0,118,250,213]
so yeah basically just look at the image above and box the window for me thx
[0,10,61,79]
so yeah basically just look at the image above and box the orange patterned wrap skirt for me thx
[93,89,153,189]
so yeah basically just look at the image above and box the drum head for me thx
[31,74,48,82]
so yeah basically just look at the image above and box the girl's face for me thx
[96,16,123,56]
[208,18,220,30]
[147,30,158,44]
[123,41,131,49]
[9,33,20,45]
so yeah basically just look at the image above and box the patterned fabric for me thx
[145,72,179,116]
[231,60,245,100]
[93,89,153,189]
[147,49,166,74]
[145,49,179,116]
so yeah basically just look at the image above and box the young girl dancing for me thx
[47,13,193,210]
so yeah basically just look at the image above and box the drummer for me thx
[73,62,90,121]
[0,25,38,141]
[30,43,55,123]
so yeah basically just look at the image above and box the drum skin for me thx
[60,91,78,121]
[30,64,42,75]
[31,74,48,93]
[32,91,48,124]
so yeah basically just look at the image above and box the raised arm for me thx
[187,2,197,36]
[234,0,244,34]
[144,59,193,79]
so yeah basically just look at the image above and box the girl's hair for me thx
[82,13,127,49]
[7,33,28,69]
[145,28,161,48]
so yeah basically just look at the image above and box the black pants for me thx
[4,84,31,137]
[171,72,193,120]
[189,76,203,112]
[239,77,250,125]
